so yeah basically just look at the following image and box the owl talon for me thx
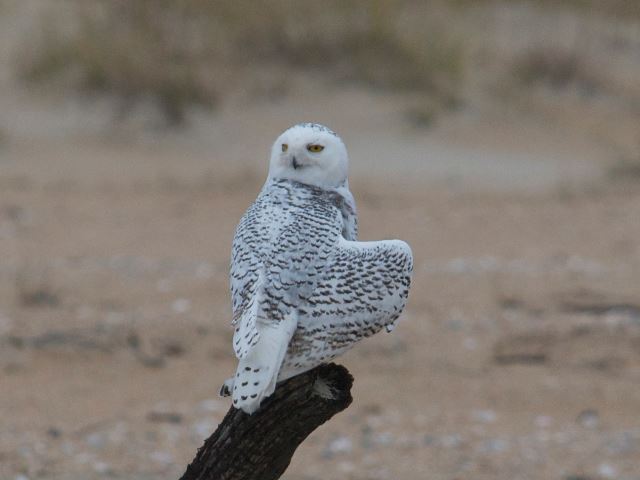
[219,377,234,397]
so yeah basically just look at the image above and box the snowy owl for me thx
[220,122,413,414]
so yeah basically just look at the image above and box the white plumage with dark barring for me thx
[220,123,413,414]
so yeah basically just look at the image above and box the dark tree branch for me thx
[180,363,354,480]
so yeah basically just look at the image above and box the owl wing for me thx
[334,183,358,240]
[229,192,344,413]
[275,236,413,382]
[230,194,343,359]
[229,204,265,356]
[303,237,413,334]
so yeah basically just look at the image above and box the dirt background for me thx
[1,1,640,479]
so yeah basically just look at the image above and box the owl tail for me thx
[231,311,297,414]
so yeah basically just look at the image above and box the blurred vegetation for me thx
[15,264,60,308]
[18,0,464,125]
[20,1,218,125]
[15,0,640,127]
[511,46,602,93]
[454,0,640,19]
[608,154,640,181]
[524,0,640,18]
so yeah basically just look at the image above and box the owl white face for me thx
[267,123,349,189]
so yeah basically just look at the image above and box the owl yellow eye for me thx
[281,144,288,152]
[307,144,324,153]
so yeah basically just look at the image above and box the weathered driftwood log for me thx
[180,363,354,480]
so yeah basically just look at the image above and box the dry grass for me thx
[15,265,60,308]
[527,0,640,19]
[608,154,640,181]
[15,0,639,128]
[511,46,603,93]
[19,1,218,125]
[453,0,640,19]
[18,0,465,125]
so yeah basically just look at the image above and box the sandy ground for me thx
[2,3,640,479]
[2,82,640,480]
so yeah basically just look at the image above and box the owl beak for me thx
[292,156,300,170]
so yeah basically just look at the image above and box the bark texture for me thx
[180,363,353,480]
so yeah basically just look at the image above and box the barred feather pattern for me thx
[227,178,412,413]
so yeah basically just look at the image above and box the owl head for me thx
[268,123,349,188]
